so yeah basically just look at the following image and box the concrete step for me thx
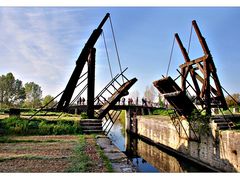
[82,129,104,134]
[215,122,234,130]
[213,120,229,123]
[80,119,102,123]
[218,125,230,130]
[81,126,103,131]
[80,122,102,126]
[79,119,103,134]
[213,120,234,126]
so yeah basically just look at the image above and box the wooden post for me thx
[126,109,131,132]
[87,48,96,119]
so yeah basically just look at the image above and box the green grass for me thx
[67,135,113,172]
[67,135,93,172]
[0,155,51,162]
[0,136,59,143]
[96,142,113,172]
[0,116,82,135]
[152,108,173,116]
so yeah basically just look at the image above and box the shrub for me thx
[53,121,78,135]
[53,123,68,135]
[38,121,53,135]
[0,117,80,135]
[188,110,210,136]
[80,112,88,119]
[153,108,173,116]
[2,117,29,135]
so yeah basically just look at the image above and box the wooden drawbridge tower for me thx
[154,20,232,139]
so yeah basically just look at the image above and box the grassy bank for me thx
[67,135,113,172]
[0,116,82,135]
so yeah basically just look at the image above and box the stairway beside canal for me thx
[79,119,103,134]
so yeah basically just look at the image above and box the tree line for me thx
[1,72,239,109]
[0,72,56,109]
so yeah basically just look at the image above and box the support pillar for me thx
[126,109,132,132]
[87,48,96,119]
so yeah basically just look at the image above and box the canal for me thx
[107,116,213,172]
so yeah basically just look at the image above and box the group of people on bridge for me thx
[76,96,160,108]
[77,97,86,105]
[120,97,158,107]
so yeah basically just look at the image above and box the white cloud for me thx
[0,8,90,97]
[0,7,123,101]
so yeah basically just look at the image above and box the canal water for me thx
[107,118,210,172]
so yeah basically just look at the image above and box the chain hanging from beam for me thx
[166,35,176,77]
[109,15,124,83]
[102,30,114,81]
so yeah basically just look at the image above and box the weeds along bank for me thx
[0,111,84,135]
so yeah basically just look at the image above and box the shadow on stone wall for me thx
[177,131,238,172]
[125,132,224,172]
[132,115,239,172]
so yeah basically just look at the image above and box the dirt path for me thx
[0,135,108,172]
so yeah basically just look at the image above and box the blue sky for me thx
[1,7,240,99]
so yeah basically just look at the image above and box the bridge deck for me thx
[95,78,137,119]
[153,76,198,117]
[69,104,157,111]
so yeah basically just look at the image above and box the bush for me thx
[153,108,173,116]
[188,110,210,136]
[0,117,80,135]
[53,120,78,135]
[80,112,88,119]
[2,117,28,135]
[38,121,53,135]
[28,120,39,129]
[53,123,68,135]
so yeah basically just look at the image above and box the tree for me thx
[24,82,42,108]
[225,93,240,107]
[42,95,57,108]
[12,79,26,106]
[158,93,164,107]
[129,90,140,105]
[129,90,140,100]
[0,73,26,108]
[144,85,157,102]
[0,74,6,108]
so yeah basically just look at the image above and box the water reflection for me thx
[108,118,208,172]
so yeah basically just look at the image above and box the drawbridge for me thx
[153,76,197,118]
[29,13,137,134]
[154,20,235,140]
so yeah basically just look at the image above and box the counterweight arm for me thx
[57,13,110,111]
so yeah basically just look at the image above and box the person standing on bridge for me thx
[136,97,138,105]
[79,97,82,105]
[142,97,145,106]
[142,97,147,106]
[82,97,85,105]
[122,97,125,105]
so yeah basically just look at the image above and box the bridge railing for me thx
[94,67,128,106]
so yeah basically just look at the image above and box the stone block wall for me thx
[135,115,240,172]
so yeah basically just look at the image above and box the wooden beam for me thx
[179,55,208,69]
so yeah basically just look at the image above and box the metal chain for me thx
[187,24,193,54]
[102,30,114,80]
[109,15,124,83]
[166,36,175,77]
